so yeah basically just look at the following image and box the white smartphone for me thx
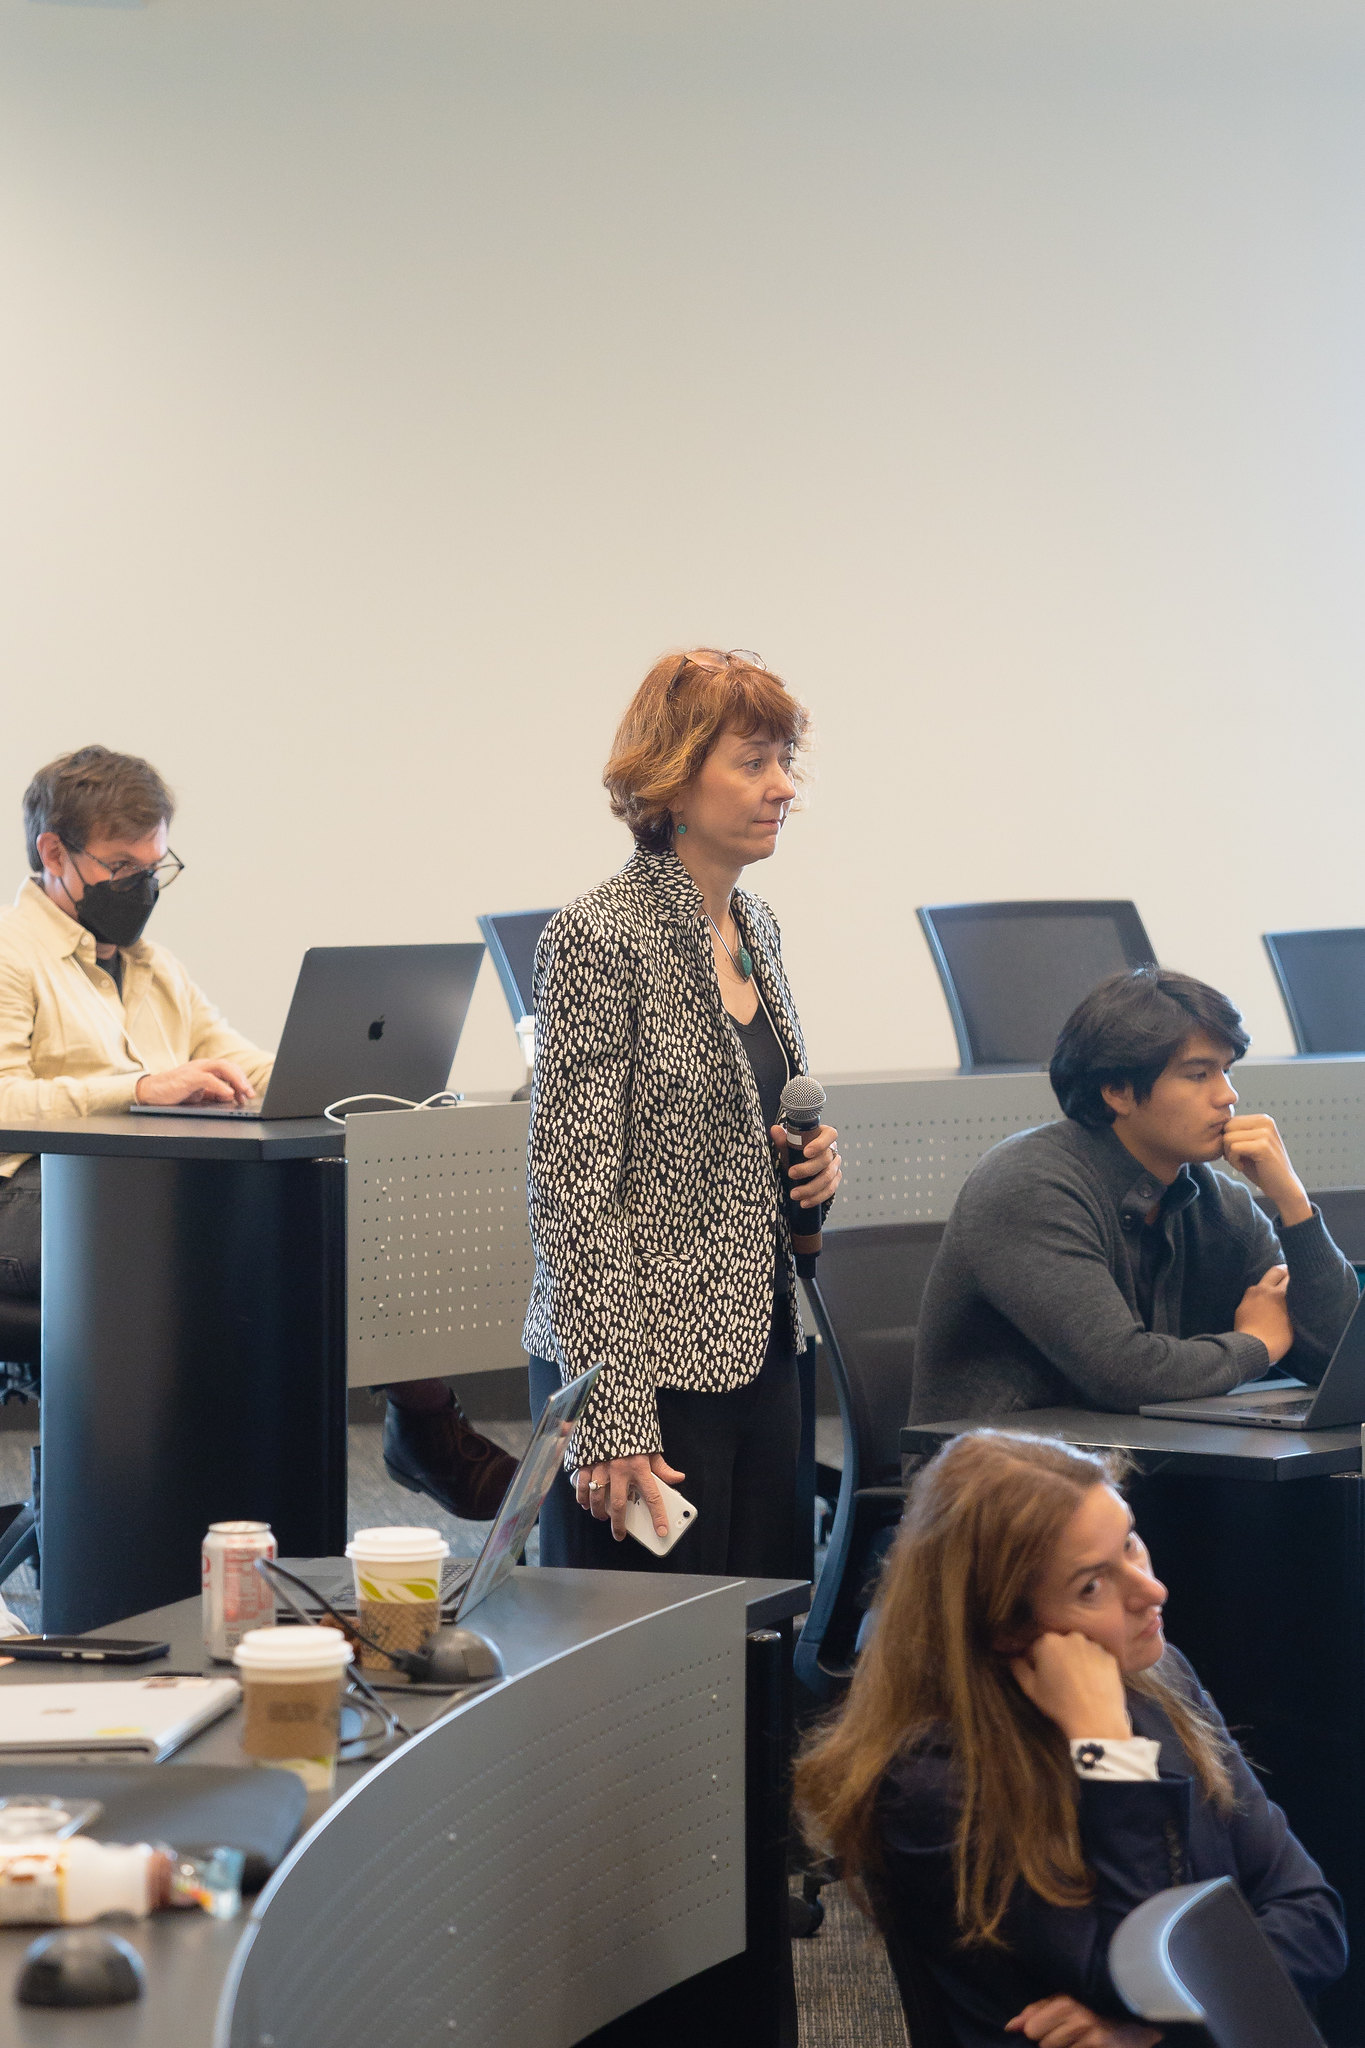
[623,1478,698,1557]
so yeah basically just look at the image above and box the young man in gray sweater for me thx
[909,966,1359,1423]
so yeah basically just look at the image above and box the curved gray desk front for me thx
[0,1567,805,2048]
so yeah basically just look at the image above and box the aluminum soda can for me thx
[203,1521,277,1662]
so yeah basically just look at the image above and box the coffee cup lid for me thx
[345,1526,450,1563]
[233,1625,354,1672]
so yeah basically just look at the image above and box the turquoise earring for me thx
[675,822,687,836]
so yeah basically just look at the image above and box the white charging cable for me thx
[322,1090,465,1126]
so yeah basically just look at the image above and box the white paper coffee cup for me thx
[345,1528,450,1669]
[344,1527,449,1604]
[234,1625,354,1791]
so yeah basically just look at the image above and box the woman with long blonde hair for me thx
[795,1430,1344,2048]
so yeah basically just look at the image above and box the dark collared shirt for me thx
[1130,1169,1199,1329]
[909,1117,1360,1422]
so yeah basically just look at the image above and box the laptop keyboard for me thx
[277,1556,477,1620]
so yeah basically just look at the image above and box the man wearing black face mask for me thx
[0,745,517,1521]
[0,747,273,1321]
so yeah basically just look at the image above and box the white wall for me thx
[2,0,1364,1090]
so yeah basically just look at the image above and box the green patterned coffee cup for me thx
[345,1527,449,1671]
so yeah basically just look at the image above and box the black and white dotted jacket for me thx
[522,846,818,1469]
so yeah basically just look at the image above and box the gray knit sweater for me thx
[909,1118,1359,1423]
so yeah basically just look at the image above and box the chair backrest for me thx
[795,1223,942,1698]
[806,1222,944,1489]
[1264,928,1365,1055]
[1109,1877,1326,2047]
[475,909,559,1024]
[0,1299,40,1371]
[918,900,1156,1070]
[1309,1189,1365,1271]
[1258,1187,1365,1269]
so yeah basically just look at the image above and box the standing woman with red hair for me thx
[523,648,841,1573]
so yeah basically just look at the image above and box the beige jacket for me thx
[0,879,274,1176]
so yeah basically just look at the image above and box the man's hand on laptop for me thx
[134,1059,256,1107]
[1221,1113,1313,1227]
[1234,1263,1293,1366]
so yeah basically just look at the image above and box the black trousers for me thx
[529,1302,800,1579]
[0,1160,40,1302]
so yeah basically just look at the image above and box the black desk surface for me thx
[0,1571,808,2046]
[902,1408,1364,1481]
[0,1114,344,1162]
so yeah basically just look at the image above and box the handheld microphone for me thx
[778,1075,827,1279]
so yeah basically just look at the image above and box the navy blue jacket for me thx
[873,1650,1346,2048]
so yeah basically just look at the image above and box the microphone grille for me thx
[779,1075,827,1127]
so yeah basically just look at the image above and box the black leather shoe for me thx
[382,1396,517,1520]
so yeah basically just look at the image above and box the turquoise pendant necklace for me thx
[707,911,754,981]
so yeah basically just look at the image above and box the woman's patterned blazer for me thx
[522,844,821,1468]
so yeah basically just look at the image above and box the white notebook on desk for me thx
[0,1677,239,1762]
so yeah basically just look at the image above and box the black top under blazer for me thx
[871,1648,1346,2048]
[522,845,817,1469]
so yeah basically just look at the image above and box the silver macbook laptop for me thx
[0,1676,240,1762]
[131,943,484,1120]
[1141,1286,1365,1430]
[283,1360,603,1625]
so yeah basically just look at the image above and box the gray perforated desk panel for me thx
[0,1570,808,2048]
[822,1054,1365,1228]
[342,1059,1365,1384]
[345,1101,533,1386]
[901,1409,1364,1481]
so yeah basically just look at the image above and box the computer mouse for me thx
[16,1928,145,2007]
[404,1626,503,1687]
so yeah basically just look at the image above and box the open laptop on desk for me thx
[286,1360,602,1628]
[131,943,483,1119]
[1141,1287,1365,1429]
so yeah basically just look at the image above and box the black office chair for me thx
[0,1299,40,1588]
[794,1222,943,1703]
[477,909,559,1101]
[1109,1876,1325,2046]
[1264,928,1365,1055]
[476,910,557,1028]
[918,900,1157,1070]
[1308,1190,1365,1279]
[1251,1187,1365,1288]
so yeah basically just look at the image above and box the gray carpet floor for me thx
[0,1410,537,1634]
[794,1883,909,2047]
[0,1411,847,1632]
[0,1408,903,2043]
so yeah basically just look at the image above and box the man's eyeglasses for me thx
[65,845,185,893]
